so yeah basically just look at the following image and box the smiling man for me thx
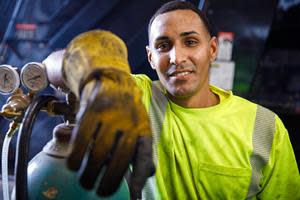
[132,0,300,199]
[146,3,218,108]
[60,0,300,199]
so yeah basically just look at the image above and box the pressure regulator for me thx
[0,64,20,94]
[21,62,49,93]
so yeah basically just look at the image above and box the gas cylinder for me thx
[22,123,130,200]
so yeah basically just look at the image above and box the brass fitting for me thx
[0,88,31,120]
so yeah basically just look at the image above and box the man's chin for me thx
[168,87,193,99]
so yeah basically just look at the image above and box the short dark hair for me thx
[148,0,212,37]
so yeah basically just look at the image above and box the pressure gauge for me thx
[21,62,49,93]
[0,65,20,94]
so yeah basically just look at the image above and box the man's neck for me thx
[168,87,219,108]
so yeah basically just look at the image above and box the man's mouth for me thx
[169,70,193,78]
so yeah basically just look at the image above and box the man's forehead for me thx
[152,10,201,27]
[149,10,205,41]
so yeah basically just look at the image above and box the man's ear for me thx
[209,36,218,63]
[146,45,155,69]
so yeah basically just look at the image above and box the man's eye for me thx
[185,40,198,46]
[157,42,170,51]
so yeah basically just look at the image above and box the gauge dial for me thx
[0,65,20,94]
[21,62,49,93]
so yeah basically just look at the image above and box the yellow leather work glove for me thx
[62,30,154,198]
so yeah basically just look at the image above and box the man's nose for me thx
[169,46,187,65]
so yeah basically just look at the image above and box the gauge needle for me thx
[4,73,8,87]
[28,75,41,81]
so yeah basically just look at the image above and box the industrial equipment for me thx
[0,50,131,199]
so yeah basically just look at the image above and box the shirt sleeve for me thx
[131,74,153,113]
[258,115,300,199]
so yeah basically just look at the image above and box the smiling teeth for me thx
[172,71,190,77]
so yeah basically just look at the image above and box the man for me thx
[133,1,300,199]
[54,1,299,199]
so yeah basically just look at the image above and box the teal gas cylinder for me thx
[25,123,130,200]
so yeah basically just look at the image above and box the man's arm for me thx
[258,115,300,199]
[44,30,155,199]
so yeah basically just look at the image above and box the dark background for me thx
[0,0,299,175]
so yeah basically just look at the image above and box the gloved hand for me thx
[62,30,155,199]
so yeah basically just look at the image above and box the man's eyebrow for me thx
[153,31,199,43]
[154,36,169,42]
[180,31,199,37]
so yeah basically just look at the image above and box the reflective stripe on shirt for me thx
[142,81,168,200]
[149,81,168,166]
[246,105,275,199]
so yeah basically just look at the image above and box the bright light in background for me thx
[279,0,300,10]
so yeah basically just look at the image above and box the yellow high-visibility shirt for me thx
[132,74,300,200]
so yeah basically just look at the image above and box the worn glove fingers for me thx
[67,111,98,171]
[79,123,118,189]
[97,131,137,196]
[129,136,155,199]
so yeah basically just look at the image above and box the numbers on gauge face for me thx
[21,62,49,93]
[0,65,20,94]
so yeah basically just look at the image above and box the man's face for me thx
[147,9,218,102]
